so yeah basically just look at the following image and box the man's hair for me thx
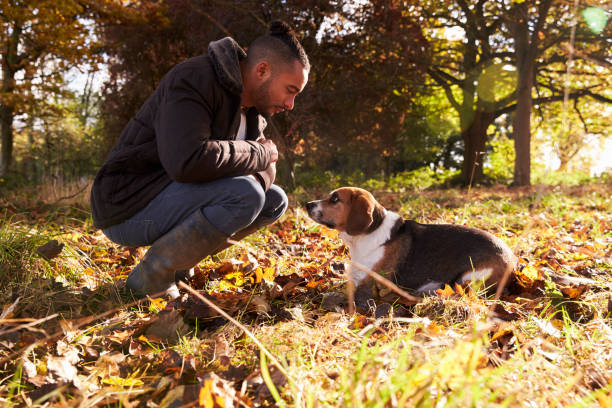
[246,20,310,72]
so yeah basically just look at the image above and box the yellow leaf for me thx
[491,327,513,342]
[68,232,83,241]
[149,297,167,312]
[254,267,263,283]
[516,263,541,287]
[95,257,118,264]
[102,376,143,387]
[436,284,455,298]
[320,226,338,239]
[598,391,612,408]
[426,321,445,335]
[569,252,588,261]
[219,280,237,292]
[263,267,276,282]
[224,271,246,286]
[199,379,214,408]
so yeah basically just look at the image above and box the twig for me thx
[493,266,513,302]
[225,239,258,257]
[0,313,58,337]
[0,296,20,319]
[346,266,355,315]
[0,290,166,367]
[51,182,89,205]
[357,317,431,337]
[348,261,423,304]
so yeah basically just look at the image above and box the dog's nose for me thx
[305,201,315,212]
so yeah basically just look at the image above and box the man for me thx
[90,21,310,299]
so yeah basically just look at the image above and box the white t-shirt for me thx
[236,111,247,141]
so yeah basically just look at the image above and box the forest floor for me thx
[0,180,611,407]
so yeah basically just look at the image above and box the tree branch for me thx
[573,98,588,134]
[494,88,612,117]
[426,68,461,112]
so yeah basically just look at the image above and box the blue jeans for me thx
[102,176,288,247]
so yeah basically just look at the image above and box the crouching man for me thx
[90,21,309,298]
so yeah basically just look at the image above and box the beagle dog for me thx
[306,187,517,310]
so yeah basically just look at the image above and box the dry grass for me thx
[0,180,610,407]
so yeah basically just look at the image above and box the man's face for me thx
[252,59,308,117]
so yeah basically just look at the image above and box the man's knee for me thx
[223,176,266,222]
[264,185,289,221]
[239,176,267,209]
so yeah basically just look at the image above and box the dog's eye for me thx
[329,194,339,204]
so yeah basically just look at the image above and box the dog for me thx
[305,187,518,310]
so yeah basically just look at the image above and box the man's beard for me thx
[253,78,273,119]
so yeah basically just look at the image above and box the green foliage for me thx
[532,169,610,186]
[484,134,515,182]
[363,168,459,192]
[0,0,104,176]
[13,90,106,183]
[293,166,459,195]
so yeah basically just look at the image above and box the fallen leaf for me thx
[349,315,369,330]
[1,296,20,319]
[491,326,513,342]
[249,295,271,314]
[148,297,168,313]
[145,309,188,343]
[436,284,455,298]
[47,355,78,384]
[426,321,446,336]
[36,240,64,260]
[515,263,542,288]
[559,284,587,299]
[102,376,143,387]
[199,379,215,408]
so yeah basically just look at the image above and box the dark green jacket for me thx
[91,37,275,229]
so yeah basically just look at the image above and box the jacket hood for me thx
[208,37,246,96]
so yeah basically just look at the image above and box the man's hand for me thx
[259,138,278,162]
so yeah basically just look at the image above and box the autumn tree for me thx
[418,0,611,186]
[508,0,611,185]
[99,0,427,187]
[0,0,109,177]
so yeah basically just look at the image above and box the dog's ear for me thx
[346,193,373,235]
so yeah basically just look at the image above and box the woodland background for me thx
[0,0,610,191]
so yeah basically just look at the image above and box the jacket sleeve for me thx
[153,67,273,183]
[250,115,276,191]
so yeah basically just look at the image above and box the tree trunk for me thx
[512,2,538,186]
[512,55,534,185]
[461,110,494,186]
[0,104,14,177]
[512,85,532,186]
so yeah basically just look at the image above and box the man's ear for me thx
[255,61,271,81]
[346,194,373,235]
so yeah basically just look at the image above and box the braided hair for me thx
[246,20,310,72]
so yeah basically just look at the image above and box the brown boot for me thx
[126,210,228,299]
[174,222,263,283]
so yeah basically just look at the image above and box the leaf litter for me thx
[0,183,611,406]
